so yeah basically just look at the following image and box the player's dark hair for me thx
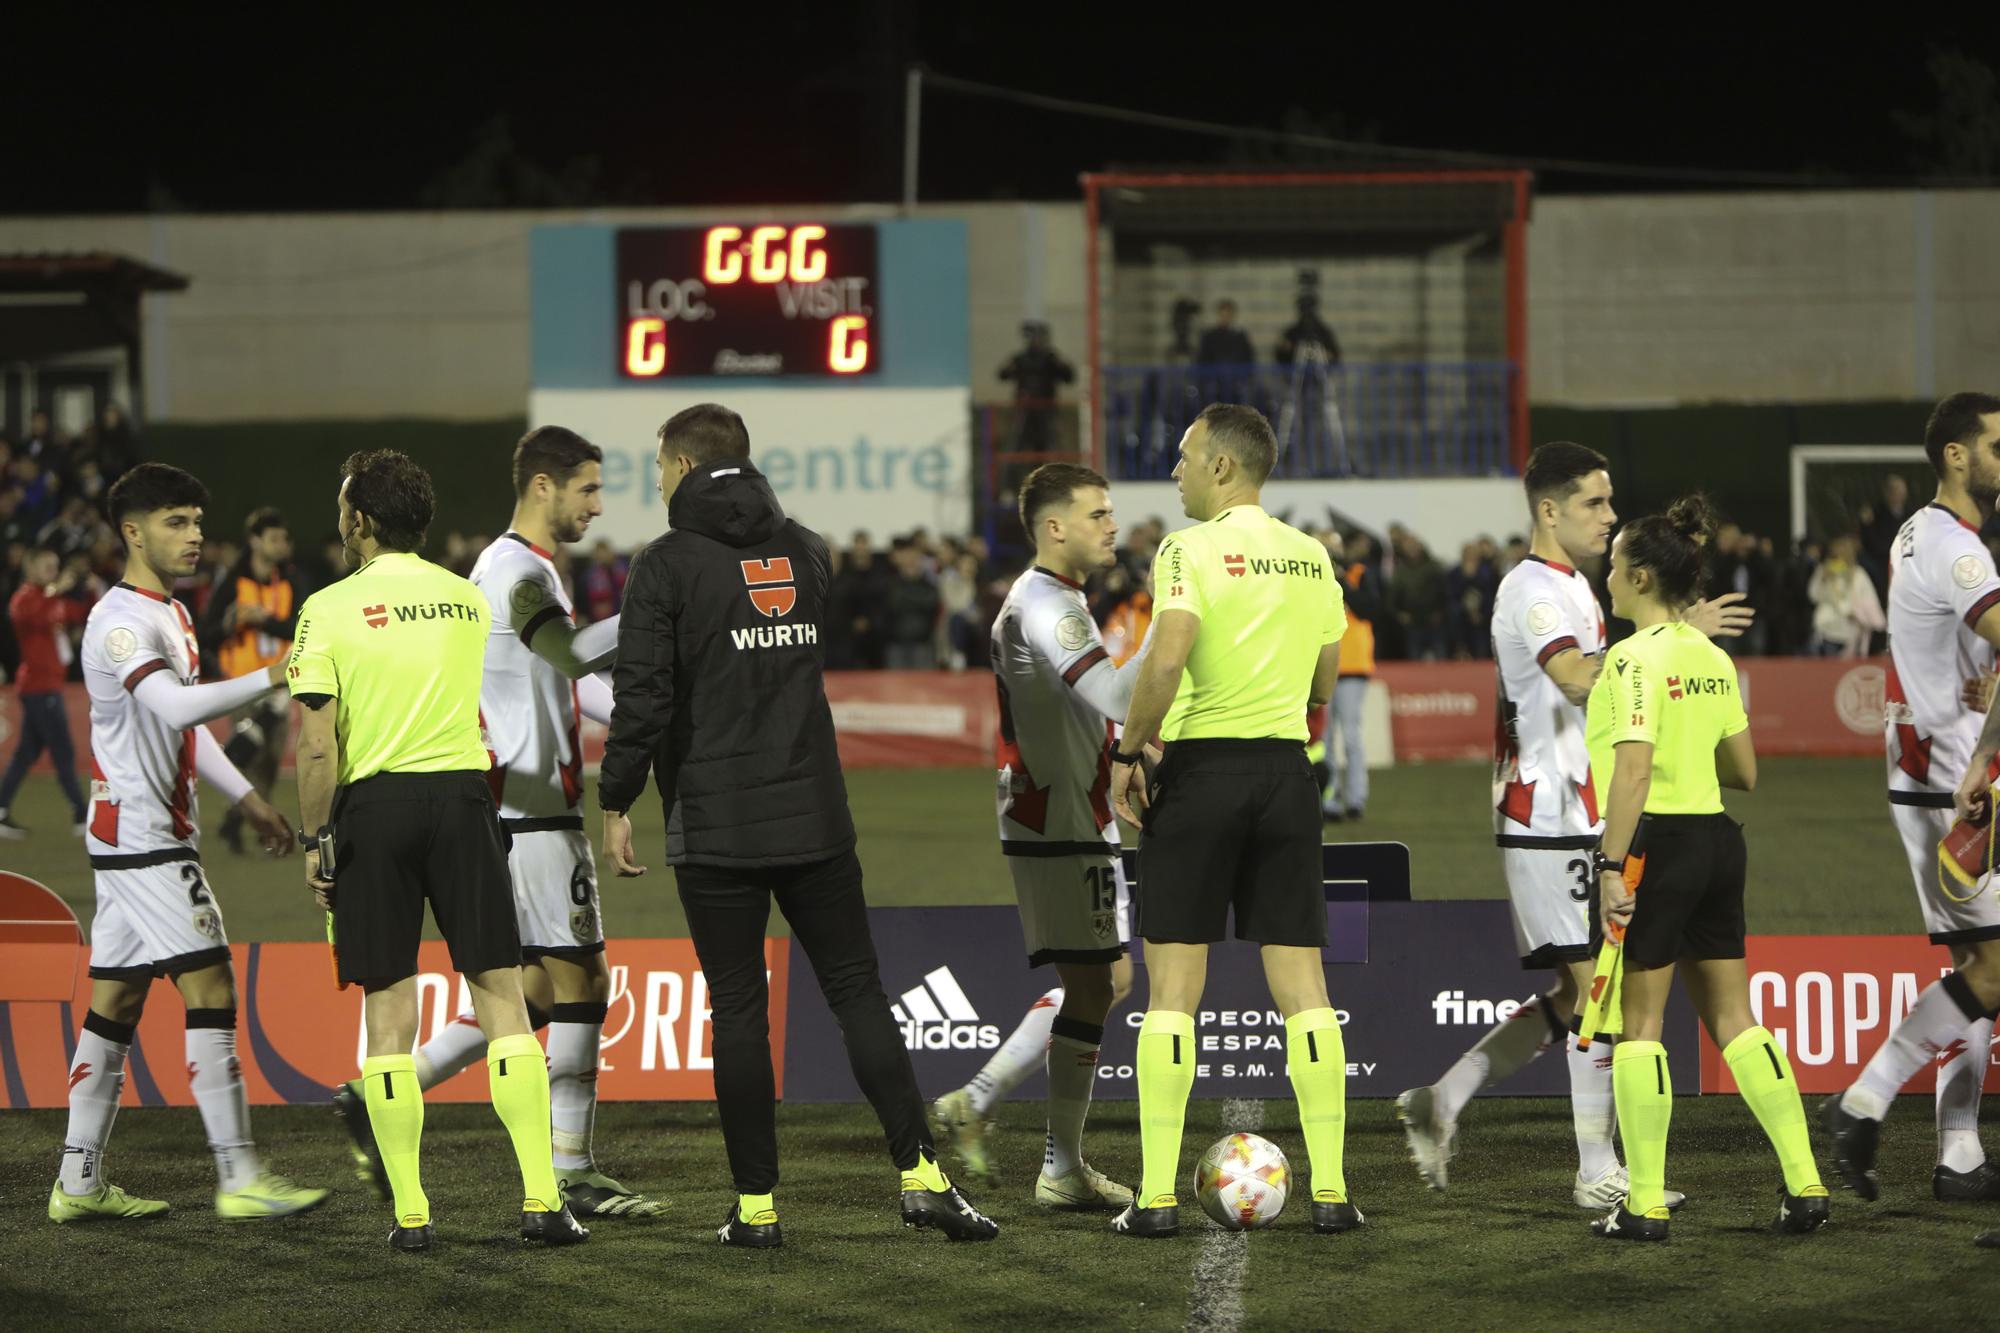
[340,449,434,553]
[1523,441,1608,511]
[1621,493,1718,608]
[1018,462,1111,539]
[1924,392,2000,476]
[105,462,208,530]
[1196,402,1279,485]
[659,403,751,467]
[513,425,603,497]
[244,506,287,539]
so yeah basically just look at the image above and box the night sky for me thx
[11,9,2000,213]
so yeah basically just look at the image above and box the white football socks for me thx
[548,1003,606,1173]
[1568,1032,1619,1180]
[186,1012,262,1192]
[60,1014,132,1196]
[1044,1020,1102,1179]
[966,988,1063,1116]
[1845,971,1990,1123]
[413,1011,491,1091]
[1936,1016,1993,1174]
[1433,992,1562,1125]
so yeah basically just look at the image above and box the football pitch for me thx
[4,758,1999,1328]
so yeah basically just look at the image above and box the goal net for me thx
[1082,170,1532,482]
[1788,445,1935,544]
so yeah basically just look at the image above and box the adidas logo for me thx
[890,967,1001,1052]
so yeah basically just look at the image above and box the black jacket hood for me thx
[668,459,787,549]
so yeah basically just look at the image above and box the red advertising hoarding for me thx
[0,937,788,1109]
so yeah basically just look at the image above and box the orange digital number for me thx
[829,316,869,373]
[703,226,744,284]
[625,318,666,376]
[788,225,828,282]
[748,225,789,283]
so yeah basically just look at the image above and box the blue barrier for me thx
[1102,361,1516,481]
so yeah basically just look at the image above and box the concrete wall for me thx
[4,188,1995,423]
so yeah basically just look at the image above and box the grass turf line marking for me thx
[1185,1098,1264,1333]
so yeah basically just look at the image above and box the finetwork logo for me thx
[891,967,1001,1051]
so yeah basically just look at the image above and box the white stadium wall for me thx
[4,190,1997,427]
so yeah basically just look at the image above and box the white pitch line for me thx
[1184,1098,1265,1333]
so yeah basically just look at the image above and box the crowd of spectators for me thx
[0,431,1936,688]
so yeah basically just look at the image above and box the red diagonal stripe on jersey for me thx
[1535,636,1580,667]
[741,558,794,586]
[1062,647,1109,686]
[1577,771,1599,826]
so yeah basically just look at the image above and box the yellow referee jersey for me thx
[1150,505,1345,742]
[1585,621,1748,816]
[286,552,491,784]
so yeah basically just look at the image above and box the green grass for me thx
[3,1098,1997,1328]
[0,758,1973,1328]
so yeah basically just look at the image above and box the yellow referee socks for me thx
[1285,1008,1348,1203]
[1611,1041,1672,1216]
[1723,1026,1823,1196]
[361,1053,430,1227]
[487,1033,561,1211]
[1136,1010,1198,1208]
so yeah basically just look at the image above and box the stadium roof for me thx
[0,251,189,293]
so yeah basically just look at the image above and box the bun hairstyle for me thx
[1620,492,1718,607]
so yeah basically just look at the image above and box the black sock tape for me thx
[184,1007,237,1031]
[83,1010,137,1045]
[526,1002,552,1031]
[1943,971,1987,1025]
[1050,1015,1105,1046]
[551,1001,609,1025]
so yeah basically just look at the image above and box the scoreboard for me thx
[618,224,878,379]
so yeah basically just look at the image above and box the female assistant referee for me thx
[1585,494,1831,1242]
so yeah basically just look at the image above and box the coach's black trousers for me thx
[676,849,933,1195]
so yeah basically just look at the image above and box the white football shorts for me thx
[1006,848,1131,967]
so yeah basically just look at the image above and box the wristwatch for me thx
[1591,850,1626,877]
[1111,747,1146,766]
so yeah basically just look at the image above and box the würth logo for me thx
[1224,553,1246,578]
[741,558,796,618]
[1667,676,1683,700]
[363,603,388,629]
[890,966,1000,1051]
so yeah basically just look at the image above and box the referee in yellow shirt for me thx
[1584,494,1828,1243]
[1107,403,1354,1238]
[288,449,587,1252]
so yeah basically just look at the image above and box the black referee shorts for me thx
[1594,812,1748,969]
[1136,739,1325,948]
[329,770,521,985]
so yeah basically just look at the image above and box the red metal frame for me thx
[1079,168,1537,475]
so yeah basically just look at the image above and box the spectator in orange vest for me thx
[198,507,300,853]
[1325,531,1382,822]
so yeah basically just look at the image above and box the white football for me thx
[1195,1131,1290,1230]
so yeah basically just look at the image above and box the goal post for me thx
[1081,170,1533,482]
[1788,445,1933,544]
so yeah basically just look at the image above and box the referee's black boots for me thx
[901,1182,999,1241]
[521,1202,590,1245]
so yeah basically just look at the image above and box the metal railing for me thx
[1100,360,1517,480]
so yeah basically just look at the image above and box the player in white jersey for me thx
[333,427,659,1218]
[1396,442,1744,1209]
[932,464,1145,1211]
[49,464,328,1225]
[1825,394,2000,1220]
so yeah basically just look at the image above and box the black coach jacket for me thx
[599,458,856,868]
